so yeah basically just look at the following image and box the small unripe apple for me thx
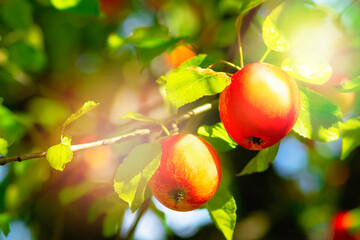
[308,73,356,115]
[219,62,301,150]
[148,134,221,211]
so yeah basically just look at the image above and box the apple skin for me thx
[219,62,301,150]
[148,134,221,211]
[308,73,356,115]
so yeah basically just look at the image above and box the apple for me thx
[163,44,196,69]
[148,134,221,211]
[219,62,301,150]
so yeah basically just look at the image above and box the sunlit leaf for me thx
[46,143,73,171]
[281,56,332,85]
[62,101,99,133]
[0,213,11,236]
[220,0,266,15]
[113,142,162,212]
[237,142,280,176]
[293,87,343,142]
[239,0,267,15]
[59,182,99,205]
[162,55,230,109]
[206,181,237,240]
[262,3,290,52]
[333,76,360,93]
[0,0,33,29]
[340,117,360,160]
[197,122,238,152]
[175,54,216,71]
[0,138,8,156]
[120,112,170,136]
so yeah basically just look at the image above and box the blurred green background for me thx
[0,0,360,239]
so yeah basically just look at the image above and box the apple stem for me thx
[236,15,245,68]
[260,47,271,63]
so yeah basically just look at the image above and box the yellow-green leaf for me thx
[197,122,238,152]
[333,76,360,93]
[262,3,290,52]
[63,101,99,128]
[340,117,360,160]
[206,181,237,240]
[293,87,343,142]
[281,56,332,85]
[46,143,73,171]
[113,142,162,212]
[0,138,8,156]
[163,61,230,109]
[237,142,280,176]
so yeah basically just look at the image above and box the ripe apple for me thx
[332,211,359,240]
[308,73,356,115]
[219,62,301,150]
[148,134,221,211]
[163,44,196,69]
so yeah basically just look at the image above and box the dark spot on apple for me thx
[170,190,185,204]
[249,137,263,145]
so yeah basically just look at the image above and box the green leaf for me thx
[262,3,290,52]
[333,76,360,93]
[50,0,100,15]
[46,143,73,171]
[63,101,99,128]
[61,101,99,138]
[197,122,237,152]
[59,182,98,205]
[0,138,8,156]
[120,26,181,66]
[281,56,332,85]
[120,112,170,136]
[102,209,124,237]
[206,182,237,240]
[162,56,230,109]
[239,0,267,15]
[175,54,216,72]
[340,117,360,160]
[220,0,266,15]
[0,213,11,236]
[0,0,33,29]
[293,87,343,142]
[113,142,162,213]
[237,142,280,176]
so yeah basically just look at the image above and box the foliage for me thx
[0,0,359,239]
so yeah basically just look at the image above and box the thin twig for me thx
[0,100,218,166]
